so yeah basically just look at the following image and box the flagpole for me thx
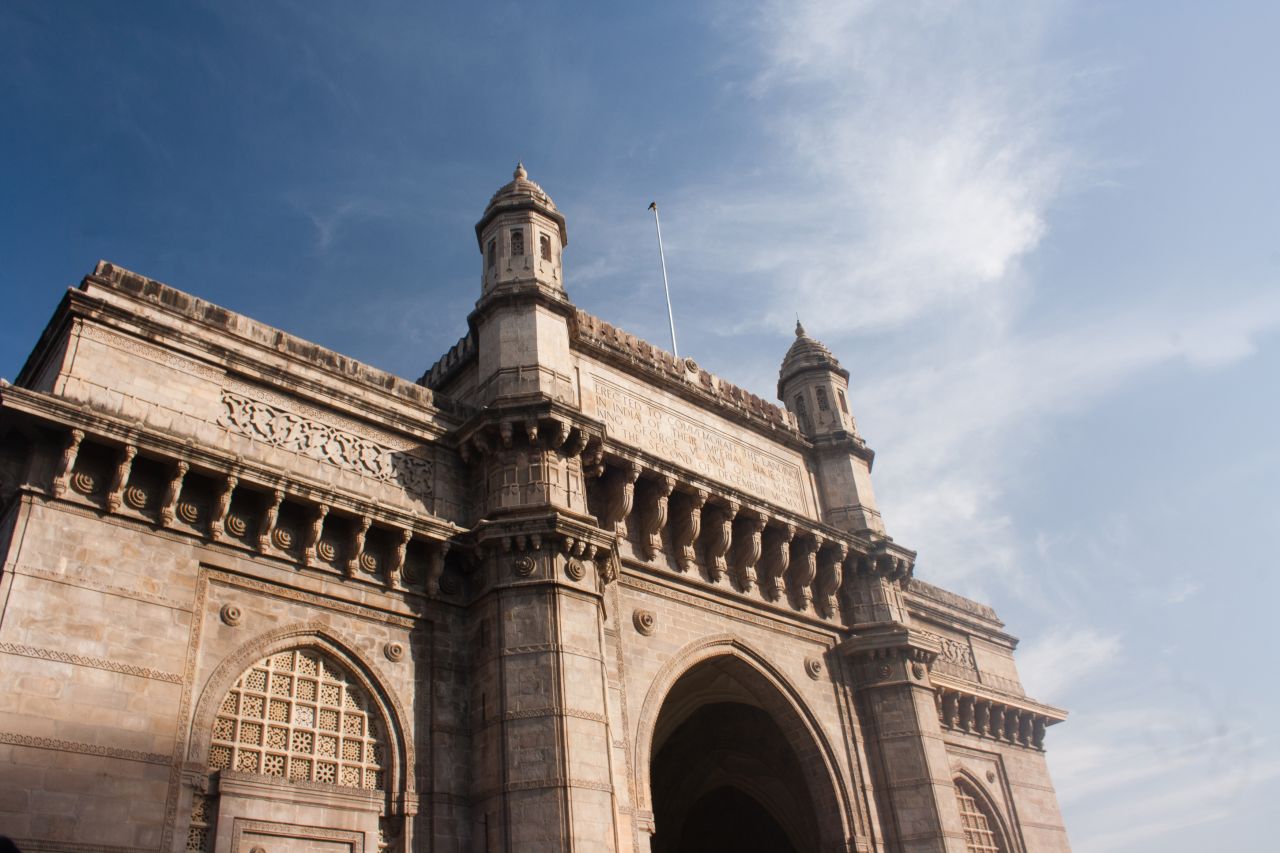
[648,201,679,359]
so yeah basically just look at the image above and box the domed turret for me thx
[778,321,883,534]
[475,163,568,297]
[778,321,856,438]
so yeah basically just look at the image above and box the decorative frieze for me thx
[218,391,433,501]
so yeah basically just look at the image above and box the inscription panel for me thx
[589,374,811,515]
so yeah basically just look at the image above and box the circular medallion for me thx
[632,609,657,636]
[912,662,927,680]
[177,500,202,524]
[876,663,892,679]
[271,526,295,550]
[986,770,997,783]
[360,551,379,573]
[219,603,242,627]
[565,558,586,581]
[225,512,249,538]
[71,471,98,496]
[384,642,405,662]
[512,555,535,577]
[124,484,149,510]
[439,574,460,595]
[805,657,823,680]
[684,357,699,372]
[316,539,337,562]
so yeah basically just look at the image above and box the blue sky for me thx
[2,2,1277,849]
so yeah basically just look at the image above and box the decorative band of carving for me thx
[0,730,170,765]
[503,708,607,723]
[0,641,183,683]
[218,391,433,500]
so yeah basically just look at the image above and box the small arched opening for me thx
[648,654,838,853]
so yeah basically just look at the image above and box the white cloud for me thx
[1015,627,1120,702]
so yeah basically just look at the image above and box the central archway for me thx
[639,641,851,853]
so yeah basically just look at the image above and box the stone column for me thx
[840,550,967,853]
[470,522,619,853]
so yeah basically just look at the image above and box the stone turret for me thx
[469,164,576,408]
[475,162,568,297]
[779,322,885,535]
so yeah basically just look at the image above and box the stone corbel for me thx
[816,540,848,620]
[524,418,539,446]
[639,474,675,561]
[732,510,766,592]
[425,540,450,596]
[789,533,820,611]
[104,444,138,514]
[548,418,571,452]
[671,489,707,573]
[51,428,85,498]
[604,460,641,535]
[158,460,188,527]
[758,522,794,601]
[705,499,740,584]
[303,504,328,566]
[347,516,372,578]
[387,528,413,590]
[499,421,514,449]
[258,489,284,554]
[208,475,237,541]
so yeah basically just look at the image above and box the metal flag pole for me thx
[648,201,679,359]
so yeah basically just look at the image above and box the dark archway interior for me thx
[650,657,822,853]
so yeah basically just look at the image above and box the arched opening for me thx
[649,655,829,853]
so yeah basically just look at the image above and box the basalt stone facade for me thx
[0,167,1070,853]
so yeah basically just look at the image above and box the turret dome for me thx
[778,320,848,397]
[475,163,567,248]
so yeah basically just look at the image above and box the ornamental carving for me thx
[124,484,149,511]
[633,609,657,636]
[565,558,586,581]
[805,657,823,679]
[384,642,405,662]
[218,391,433,501]
[512,555,535,577]
[220,603,243,627]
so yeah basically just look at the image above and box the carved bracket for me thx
[639,474,674,561]
[705,499,740,584]
[671,489,707,573]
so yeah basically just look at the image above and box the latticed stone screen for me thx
[955,779,1004,853]
[209,648,384,789]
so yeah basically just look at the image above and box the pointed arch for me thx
[633,634,855,849]
[187,621,413,795]
[953,771,1014,853]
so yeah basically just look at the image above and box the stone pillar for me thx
[470,522,619,853]
[841,616,966,853]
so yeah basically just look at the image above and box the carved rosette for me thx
[632,609,657,636]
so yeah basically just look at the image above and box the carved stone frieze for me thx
[218,391,433,501]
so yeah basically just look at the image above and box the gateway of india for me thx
[0,167,1070,853]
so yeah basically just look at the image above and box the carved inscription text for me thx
[592,378,808,514]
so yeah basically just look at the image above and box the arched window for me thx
[815,387,831,412]
[487,238,496,269]
[540,233,552,261]
[954,778,1006,853]
[837,389,849,414]
[510,228,524,257]
[208,648,385,790]
[793,393,810,430]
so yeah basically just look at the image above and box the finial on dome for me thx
[795,316,806,337]
[514,162,527,181]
